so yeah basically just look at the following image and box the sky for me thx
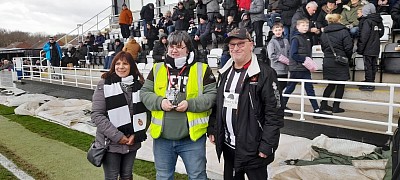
[0,0,111,35]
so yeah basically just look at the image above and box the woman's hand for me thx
[118,136,129,144]
[161,99,174,111]
[126,135,135,145]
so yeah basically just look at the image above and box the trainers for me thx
[313,110,332,119]
[359,85,375,91]
[284,107,293,117]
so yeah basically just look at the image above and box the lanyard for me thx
[166,65,187,89]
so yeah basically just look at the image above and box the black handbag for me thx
[87,138,109,167]
[324,33,349,66]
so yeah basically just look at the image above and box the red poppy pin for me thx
[250,75,258,82]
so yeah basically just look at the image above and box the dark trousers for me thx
[323,84,345,100]
[277,74,288,93]
[283,71,319,110]
[50,57,60,67]
[222,144,267,180]
[103,150,137,180]
[120,24,130,38]
[363,55,377,82]
[194,35,210,50]
[253,21,265,47]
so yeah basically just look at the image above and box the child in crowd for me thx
[225,16,237,35]
[282,19,331,118]
[267,22,290,93]
[187,20,198,39]
[356,3,384,91]
[211,14,226,48]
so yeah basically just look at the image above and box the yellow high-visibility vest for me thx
[150,62,210,141]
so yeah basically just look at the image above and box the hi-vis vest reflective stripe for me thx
[150,62,210,141]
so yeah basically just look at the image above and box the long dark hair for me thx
[101,51,144,83]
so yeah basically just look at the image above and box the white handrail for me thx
[278,78,400,134]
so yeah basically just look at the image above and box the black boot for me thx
[332,102,345,113]
[320,100,332,111]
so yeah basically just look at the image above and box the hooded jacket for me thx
[123,39,142,59]
[119,8,133,25]
[267,35,290,75]
[152,35,168,62]
[320,23,353,81]
[357,13,384,56]
[209,54,284,171]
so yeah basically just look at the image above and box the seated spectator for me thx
[316,0,344,30]
[143,22,159,50]
[61,44,78,67]
[172,2,190,32]
[157,11,174,34]
[152,34,168,63]
[238,13,253,34]
[75,41,88,62]
[341,0,362,38]
[194,15,212,50]
[123,36,142,61]
[0,59,13,71]
[94,32,105,52]
[86,32,95,46]
[187,20,198,38]
[211,14,226,48]
[226,15,238,34]
[104,39,124,69]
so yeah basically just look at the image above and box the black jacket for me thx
[196,0,207,16]
[172,8,190,31]
[222,0,237,10]
[209,56,284,170]
[357,13,384,56]
[211,21,226,35]
[146,25,159,41]
[140,3,155,21]
[278,0,302,26]
[152,40,167,62]
[320,23,353,81]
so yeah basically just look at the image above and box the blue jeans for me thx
[283,71,319,111]
[283,25,290,39]
[153,136,207,180]
[103,150,137,180]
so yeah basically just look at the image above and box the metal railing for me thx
[57,5,113,45]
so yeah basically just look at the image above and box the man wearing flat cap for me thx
[208,28,284,180]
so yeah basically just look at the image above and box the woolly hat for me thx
[241,13,248,20]
[362,3,376,17]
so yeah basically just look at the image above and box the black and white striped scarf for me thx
[104,74,148,140]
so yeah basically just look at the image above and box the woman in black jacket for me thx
[319,14,353,113]
[172,2,190,31]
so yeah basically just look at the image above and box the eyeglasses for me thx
[228,41,249,49]
[168,45,186,50]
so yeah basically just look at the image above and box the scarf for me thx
[103,73,148,141]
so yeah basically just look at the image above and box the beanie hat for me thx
[241,13,248,20]
[362,3,376,17]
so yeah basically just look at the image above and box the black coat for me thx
[172,8,190,31]
[278,0,302,26]
[152,40,167,62]
[196,0,207,16]
[357,14,384,56]
[140,4,155,21]
[146,26,159,41]
[391,0,400,29]
[320,23,353,81]
[209,59,284,171]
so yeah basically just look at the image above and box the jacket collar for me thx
[219,53,260,77]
